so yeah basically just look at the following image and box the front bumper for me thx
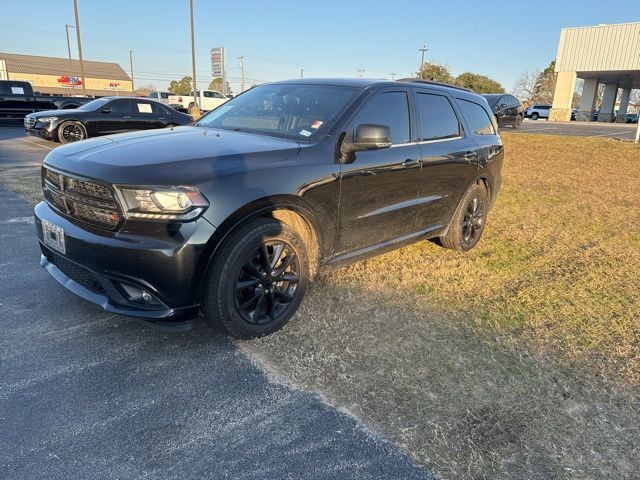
[34,201,216,327]
[26,126,56,140]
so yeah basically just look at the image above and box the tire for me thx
[530,112,539,120]
[57,121,86,144]
[513,115,522,129]
[202,218,309,339]
[439,183,489,252]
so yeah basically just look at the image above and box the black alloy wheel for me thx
[202,218,309,338]
[461,196,484,246]
[234,240,300,325]
[58,121,86,143]
[439,183,489,251]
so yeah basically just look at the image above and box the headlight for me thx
[38,116,59,123]
[116,186,209,221]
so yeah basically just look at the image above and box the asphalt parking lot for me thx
[509,118,638,140]
[0,125,433,479]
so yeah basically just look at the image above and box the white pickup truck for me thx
[168,90,228,113]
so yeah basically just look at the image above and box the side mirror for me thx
[100,108,111,114]
[341,124,392,160]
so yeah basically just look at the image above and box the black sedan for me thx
[24,97,193,144]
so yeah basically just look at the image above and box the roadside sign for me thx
[211,47,224,77]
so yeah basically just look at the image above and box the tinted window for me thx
[108,99,131,113]
[508,95,520,107]
[458,99,495,136]
[353,91,410,145]
[203,91,224,98]
[161,92,170,99]
[415,92,460,141]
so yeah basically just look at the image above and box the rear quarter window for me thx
[457,99,496,136]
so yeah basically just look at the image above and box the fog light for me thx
[119,283,161,306]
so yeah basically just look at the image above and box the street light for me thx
[189,0,198,112]
[72,0,86,95]
[65,24,75,72]
[129,50,134,92]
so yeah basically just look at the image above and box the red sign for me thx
[57,76,83,87]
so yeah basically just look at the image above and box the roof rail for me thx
[396,78,471,92]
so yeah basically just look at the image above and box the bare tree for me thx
[512,70,539,103]
[133,84,156,97]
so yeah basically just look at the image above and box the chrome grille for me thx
[42,167,121,230]
[24,115,36,128]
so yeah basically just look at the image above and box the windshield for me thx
[77,98,111,111]
[196,84,359,141]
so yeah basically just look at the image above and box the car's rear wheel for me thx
[57,121,86,144]
[202,218,308,339]
[531,112,539,120]
[513,115,522,129]
[439,183,489,252]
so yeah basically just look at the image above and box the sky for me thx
[1,0,638,94]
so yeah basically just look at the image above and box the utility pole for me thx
[238,56,245,93]
[357,68,365,78]
[390,72,398,80]
[300,69,304,79]
[189,0,198,110]
[65,24,74,74]
[418,44,428,78]
[72,0,86,95]
[129,50,134,92]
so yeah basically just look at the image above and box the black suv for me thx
[34,79,503,338]
[483,94,523,129]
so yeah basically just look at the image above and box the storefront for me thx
[0,51,133,97]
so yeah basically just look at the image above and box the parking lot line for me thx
[522,127,559,132]
[18,138,54,150]
[590,130,634,137]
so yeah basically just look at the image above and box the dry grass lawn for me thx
[240,134,640,479]
[2,135,639,479]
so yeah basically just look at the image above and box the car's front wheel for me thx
[57,121,86,143]
[439,183,489,252]
[530,112,539,120]
[202,218,308,339]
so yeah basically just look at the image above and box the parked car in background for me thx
[24,97,193,143]
[0,80,92,119]
[147,91,172,105]
[34,78,503,337]
[626,112,639,124]
[482,94,523,129]
[168,90,228,113]
[571,109,577,121]
[524,104,551,120]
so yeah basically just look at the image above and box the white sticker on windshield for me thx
[205,104,234,120]
[11,86,25,94]
[299,129,312,137]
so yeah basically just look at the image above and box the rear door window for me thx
[415,92,460,141]
[457,99,496,136]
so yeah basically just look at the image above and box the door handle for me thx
[123,115,132,119]
[402,158,420,167]
[158,117,167,120]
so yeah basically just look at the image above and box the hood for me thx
[31,109,76,118]
[43,126,302,185]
